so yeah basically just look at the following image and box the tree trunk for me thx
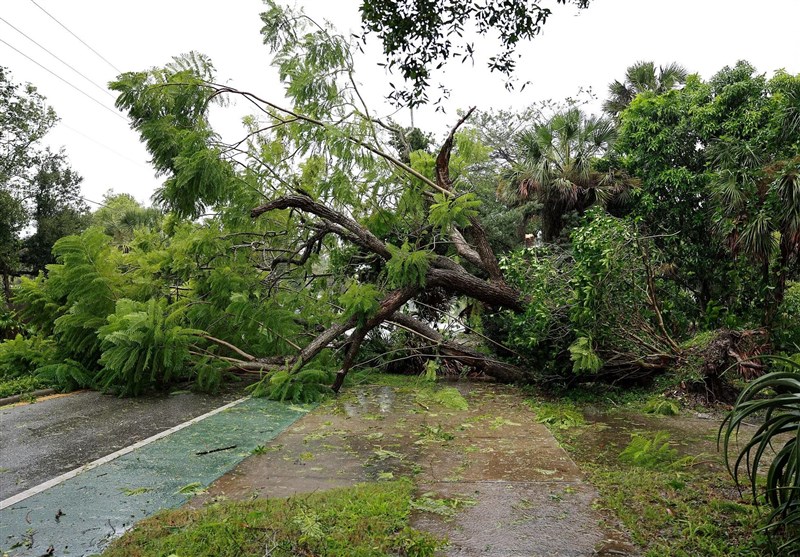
[1,273,10,306]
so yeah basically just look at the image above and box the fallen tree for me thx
[107,7,535,394]
[189,108,529,390]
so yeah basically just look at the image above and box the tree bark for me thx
[331,286,420,391]
[388,312,527,383]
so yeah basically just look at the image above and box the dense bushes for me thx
[775,281,800,352]
[498,210,681,385]
[2,224,214,396]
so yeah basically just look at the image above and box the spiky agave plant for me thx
[720,356,800,550]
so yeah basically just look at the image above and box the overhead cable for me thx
[0,15,115,98]
[0,37,127,122]
[28,0,122,74]
[59,122,150,170]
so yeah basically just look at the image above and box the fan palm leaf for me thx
[603,60,688,117]
[503,107,631,241]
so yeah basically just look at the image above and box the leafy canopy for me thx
[359,0,591,107]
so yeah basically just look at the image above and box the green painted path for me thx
[0,397,311,557]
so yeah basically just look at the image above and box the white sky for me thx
[1,0,799,208]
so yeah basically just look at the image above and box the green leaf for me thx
[385,242,431,288]
[428,192,481,230]
[339,282,381,326]
[568,336,602,374]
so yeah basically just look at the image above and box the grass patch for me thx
[534,398,793,555]
[589,464,772,556]
[102,480,442,557]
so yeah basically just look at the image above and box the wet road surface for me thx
[0,394,311,556]
[190,383,638,556]
[1,389,243,500]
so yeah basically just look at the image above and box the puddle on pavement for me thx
[574,407,754,476]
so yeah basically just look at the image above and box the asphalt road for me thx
[0,388,243,500]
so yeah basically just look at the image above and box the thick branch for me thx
[450,228,487,271]
[435,107,476,190]
[331,285,420,391]
[250,194,392,259]
[434,108,504,281]
[292,317,357,372]
[387,312,527,383]
[427,267,524,312]
[466,216,504,282]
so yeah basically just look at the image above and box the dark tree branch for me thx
[435,108,505,281]
[251,194,392,259]
[387,312,527,383]
[331,285,420,391]
[427,267,524,312]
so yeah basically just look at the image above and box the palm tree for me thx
[502,107,636,242]
[710,141,800,321]
[603,61,688,117]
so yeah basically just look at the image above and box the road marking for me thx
[0,396,249,510]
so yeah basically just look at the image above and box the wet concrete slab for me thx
[0,388,242,500]
[0,397,311,557]
[191,383,638,556]
[414,481,604,557]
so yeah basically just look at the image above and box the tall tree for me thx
[616,61,800,325]
[108,3,534,392]
[91,192,161,248]
[0,67,87,296]
[502,107,634,242]
[21,151,89,273]
[603,61,688,117]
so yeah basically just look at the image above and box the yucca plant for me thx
[719,356,800,550]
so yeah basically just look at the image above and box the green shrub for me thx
[619,431,680,469]
[96,298,201,396]
[0,306,23,339]
[0,334,57,379]
[0,375,47,398]
[774,281,800,352]
[36,359,93,391]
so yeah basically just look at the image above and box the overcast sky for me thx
[2,0,799,208]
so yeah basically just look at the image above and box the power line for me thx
[0,15,115,99]
[28,0,122,75]
[80,196,108,208]
[59,121,151,170]
[0,37,127,122]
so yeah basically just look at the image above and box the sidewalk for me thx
[0,397,310,557]
[189,383,637,556]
